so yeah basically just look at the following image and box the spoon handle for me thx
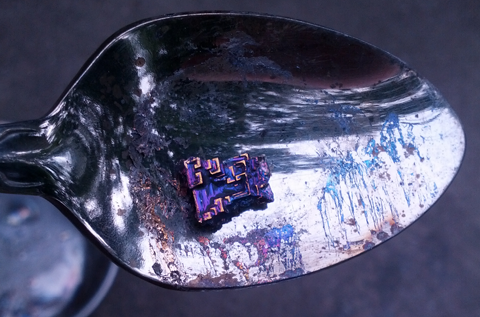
[0,120,53,195]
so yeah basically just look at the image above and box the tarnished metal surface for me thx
[0,12,464,289]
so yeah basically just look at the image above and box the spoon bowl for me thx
[0,12,464,289]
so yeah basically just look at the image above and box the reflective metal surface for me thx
[0,12,464,289]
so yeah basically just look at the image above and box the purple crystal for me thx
[183,153,274,223]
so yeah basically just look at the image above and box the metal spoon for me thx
[0,12,464,289]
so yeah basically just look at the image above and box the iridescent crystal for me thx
[183,154,274,224]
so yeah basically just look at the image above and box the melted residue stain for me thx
[317,112,436,247]
[328,104,363,134]
[195,224,303,285]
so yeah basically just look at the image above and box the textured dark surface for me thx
[0,1,478,316]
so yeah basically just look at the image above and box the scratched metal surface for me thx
[0,13,463,289]
[99,14,462,288]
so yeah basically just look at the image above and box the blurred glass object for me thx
[0,193,117,317]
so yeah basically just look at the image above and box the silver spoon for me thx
[0,12,464,289]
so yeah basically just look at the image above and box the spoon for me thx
[0,12,464,289]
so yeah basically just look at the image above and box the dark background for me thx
[0,1,478,316]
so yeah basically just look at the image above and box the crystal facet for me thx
[183,154,274,224]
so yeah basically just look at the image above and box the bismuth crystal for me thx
[183,153,274,224]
